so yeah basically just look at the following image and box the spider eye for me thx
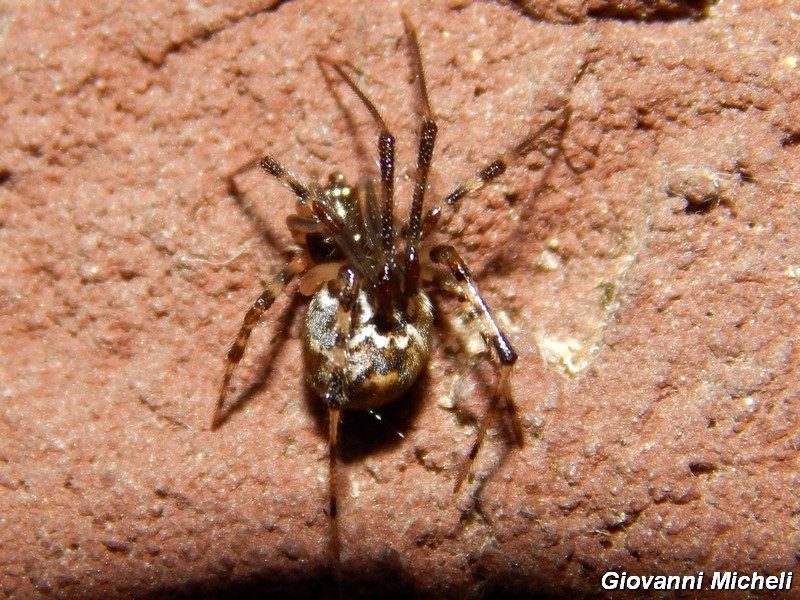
[326,182,351,199]
[329,185,351,199]
[327,172,351,199]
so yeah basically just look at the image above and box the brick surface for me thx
[0,1,798,598]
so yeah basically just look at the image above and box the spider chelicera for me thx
[213,14,577,562]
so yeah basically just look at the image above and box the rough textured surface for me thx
[1,0,798,598]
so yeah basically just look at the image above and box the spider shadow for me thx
[315,56,375,181]
[224,160,289,254]
[453,110,577,280]
[221,54,380,260]
[148,546,420,600]
[304,370,432,464]
[214,291,304,427]
[429,294,524,501]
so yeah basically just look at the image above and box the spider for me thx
[213,15,576,562]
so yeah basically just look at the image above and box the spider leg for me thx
[420,58,592,239]
[315,57,395,253]
[402,14,438,296]
[259,155,312,204]
[316,55,397,323]
[213,252,310,430]
[321,265,361,565]
[356,177,381,247]
[259,159,377,282]
[429,244,522,493]
[419,117,560,238]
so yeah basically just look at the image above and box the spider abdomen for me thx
[303,285,434,410]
